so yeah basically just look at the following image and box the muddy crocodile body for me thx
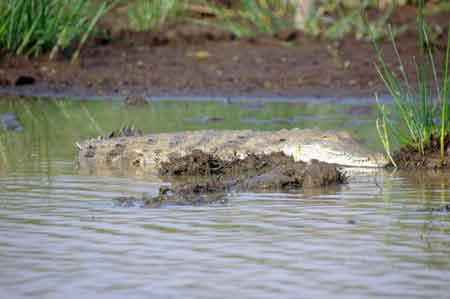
[113,151,346,208]
[76,128,389,174]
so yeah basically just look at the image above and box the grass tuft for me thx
[374,0,450,166]
[196,0,294,38]
[128,0,184,31]
[0,0,115,59]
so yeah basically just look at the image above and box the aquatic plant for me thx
[128,0,184,31]
[374,0,450,166]
[0,0,114,59]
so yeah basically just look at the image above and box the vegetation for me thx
[194,0,294,37]
[1,0,449,57]
[318,0,403,41]
[122,0,450,40]
[0,0,114,59]
[128,0,184,31]
[375,0,450,167]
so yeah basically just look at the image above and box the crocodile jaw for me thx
[282,143,389,168]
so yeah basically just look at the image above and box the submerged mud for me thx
[114,184,229,208]
[393,135,450,169]
[115,150,346,208]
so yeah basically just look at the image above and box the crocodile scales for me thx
[76,128,389,174]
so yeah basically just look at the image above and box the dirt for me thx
[0,6,449,99]
[159,149,345,189]
[393,135,450,169]
[159,149,285,178]
[114,150,346,207]
[114,184,229,208]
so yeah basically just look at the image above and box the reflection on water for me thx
[0,97,449,299]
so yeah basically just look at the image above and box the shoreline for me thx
[0,84,394,104]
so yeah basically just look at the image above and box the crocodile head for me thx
[282,141,389,168]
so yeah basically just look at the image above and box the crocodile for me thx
[76,128,389,174]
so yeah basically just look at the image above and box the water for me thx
[1,97,449,299]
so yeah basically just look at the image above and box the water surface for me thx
[0,97,449,299]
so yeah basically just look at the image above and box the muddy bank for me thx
[1,6,449,99]
[393,135,450,169]
[115,150,346,208]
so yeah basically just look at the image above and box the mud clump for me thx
[236,159,345,190]
[159,150,316,180]
[393,135,450,169]
[119,151,346,208]
[115,183,229,208]
[303,161,346,187]
[159,149,227,176]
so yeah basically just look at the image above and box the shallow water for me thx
[0,97,449,299]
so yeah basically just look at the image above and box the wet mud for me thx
[114,184,229,208]
[393,135,450,169]
[115,150,346,208]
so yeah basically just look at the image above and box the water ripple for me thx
[1,169,450,299]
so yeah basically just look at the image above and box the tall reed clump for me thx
[0,0,114,60]
[128,0,184,31]
[374,0,450,167]
[198,0,293,38]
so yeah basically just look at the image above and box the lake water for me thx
[0,97,449,299]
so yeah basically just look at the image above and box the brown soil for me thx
[114,150,346,208]
[114,183,229,208]
[393,135,450,169]
[159,149,285,178]
[0,6,449,99]
[159,149,346,189]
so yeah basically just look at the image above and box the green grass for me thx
[1,0,447,59]
[0,0,115,59]
[195,0,294,38]
[188,0,407,40]
[321,0,404,41]
[128,0,184,31]
[374,0,450,167]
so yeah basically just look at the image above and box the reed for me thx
[128,0,184,31]
[374,0,450,166]
[0,0,114,59]
[197,0,293,38]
